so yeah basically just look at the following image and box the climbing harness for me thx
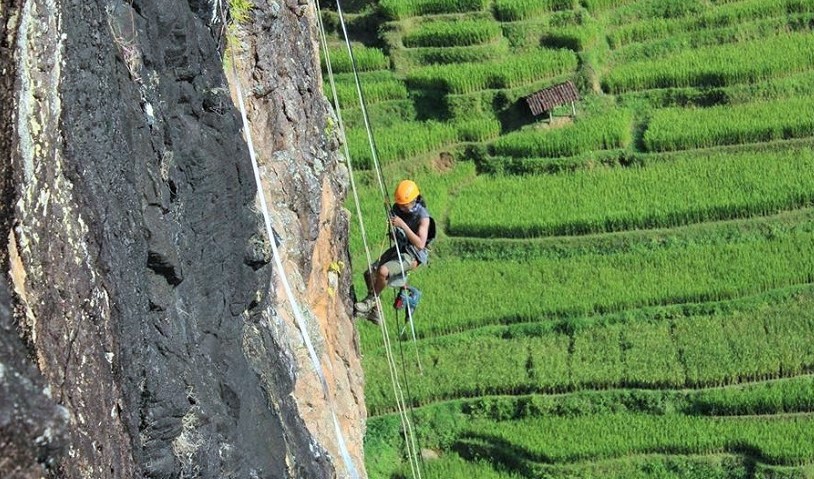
[317,0,426,477]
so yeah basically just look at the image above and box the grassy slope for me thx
[321,1,814,477]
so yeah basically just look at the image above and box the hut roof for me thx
[525,81,580,116]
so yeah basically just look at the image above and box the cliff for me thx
[1,1,365,478]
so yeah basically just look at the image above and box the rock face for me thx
[0,277,68,478]
[226,1,367,475]
[1,0,364,478]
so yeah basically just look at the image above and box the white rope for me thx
[318,2,424,477]
[401,298,423,373]
[331,1,424,375]
[225,16,361,479]
[333,1,388,205]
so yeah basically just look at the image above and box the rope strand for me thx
[225,7,360,477]
[319,1,425,477]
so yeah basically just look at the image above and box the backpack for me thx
[415,195,437,246]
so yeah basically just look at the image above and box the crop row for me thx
[474,149,629,175]
[344,117,500,168]
[469,413,814,465]
[379,0,489,19]
[693,375,814,417]
[364,292,814,412]
[461,376,814,421]
[556,11,603,51]
[437,207,814,261]
[320,44,389,74]
[359,228,814,346]
[339,100,417,130]
[611,14,814,64]
[328,72,408,108]
[407,454,808,479]
[607,0,814,48]
[602,32,814,93]
[447,149,814,237]
[541,22,603,51]
[369,379,814,477]
[608,0,750,26]
[410,454,512,479]
[501,20,553,50]
[581,0,639,13]
[454,117,503,142]
[489,110,632,158]
[493,0,574,21]
[406,49,578,94]
[643,96,814,152]
[500,10,588,49]
[616,70,814,112]
[399,42,509,67]
[402,19,501,48]
[344,121,458,169]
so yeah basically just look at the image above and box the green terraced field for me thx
[319,0,814,477]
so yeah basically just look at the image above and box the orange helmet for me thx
[394,180,419,205]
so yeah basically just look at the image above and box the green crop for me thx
[321,44,389,74]
[475,413,814,465]
[402,19,501,48]
[401,43,509,66]
[364,292,814,413]
[644,96,814,152]
[406,49,578,94]
[379,0,489,19]
[603,32,814,93]
[359,229,814,347]
[327,72,408,108]
[345,121,458,169]
[493,0,575,21]
[320,0,814,476]
[607,0,814,48]
[490,110,632,159]
[449,150,814,237]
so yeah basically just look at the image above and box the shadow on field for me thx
[495,95,536,134]
[452,432,550,476]
[412,89,449,121]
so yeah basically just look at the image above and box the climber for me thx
[354,179,433,319]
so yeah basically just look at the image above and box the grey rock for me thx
[1,0,352,478]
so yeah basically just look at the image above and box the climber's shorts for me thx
[371,247,417,279]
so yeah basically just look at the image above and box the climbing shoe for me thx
[354,295,376,314]
[364,308,381,325]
